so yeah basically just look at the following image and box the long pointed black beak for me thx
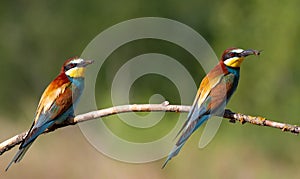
[241,49,261,57]
[81,60,94,67]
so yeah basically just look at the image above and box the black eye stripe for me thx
[64,63,77,71]
[224,52,241,60]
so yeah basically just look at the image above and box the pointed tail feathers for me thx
[5,121,54,171]
[5,143,33,171]
[161,142,185,169]
[161,126,192,169]
[162,115,210,168]
[161,122,193,169]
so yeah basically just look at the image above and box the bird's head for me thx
[221,48,260,68]
[62,57,94,78]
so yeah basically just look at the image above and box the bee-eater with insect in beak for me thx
[162,48,260,168]
[6,57,94,171]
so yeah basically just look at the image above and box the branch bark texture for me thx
[1,102,299,156]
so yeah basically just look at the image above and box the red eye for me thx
[230,53,235,57]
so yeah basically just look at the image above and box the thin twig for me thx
[1,102,299,156]
[223,109,300,133]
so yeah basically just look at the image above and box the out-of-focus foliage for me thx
[1,0,300,178]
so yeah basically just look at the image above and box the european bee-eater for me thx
[6,57,94,171]
[162,48,260,168]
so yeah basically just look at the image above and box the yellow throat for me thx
[224,57,245,68]
[65,67,86,78]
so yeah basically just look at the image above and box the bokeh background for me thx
[1,0,300,178]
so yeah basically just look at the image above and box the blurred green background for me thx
[1,0,300,178]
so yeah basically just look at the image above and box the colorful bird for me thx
[162,48,260,168]
[6,57,94,171]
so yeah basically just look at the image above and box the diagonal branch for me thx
[1,102,299,156]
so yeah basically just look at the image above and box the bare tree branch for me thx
[1,102,299,156]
